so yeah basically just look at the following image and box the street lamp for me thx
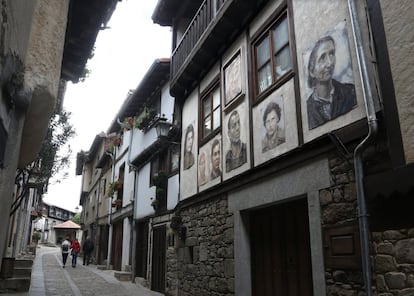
[154,117,172,139]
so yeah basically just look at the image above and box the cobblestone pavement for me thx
[4,245,163,296]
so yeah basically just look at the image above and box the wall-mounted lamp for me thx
[154,117,180,145]
[154,118,171,138]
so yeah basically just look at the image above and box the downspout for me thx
[121,119,140,283]
[347,1,378,295]
[107,141,117,270]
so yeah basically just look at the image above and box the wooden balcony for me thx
[170,0,269,97]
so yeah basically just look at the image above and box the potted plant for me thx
[122,117,135,130]
[108,181,117,197]
[32,231,41,244]
[135,107,156,130]
[114,137,122,146]
[153,170,167,187]
[108,179,122,196]
[150,197,159,210]
[156,187,165,198]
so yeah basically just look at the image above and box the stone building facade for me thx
[150,0,414,295]
[174,196,234,296]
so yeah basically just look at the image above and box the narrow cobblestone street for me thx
[3,245,163,296]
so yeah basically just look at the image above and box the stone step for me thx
[114,271,131,281]
[0,277,31,293]
[13,267,32,278]
[14,259,33,268]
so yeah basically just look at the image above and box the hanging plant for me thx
[135,107,156,130]
[108,179,122,196]
[150,197,159,210]
[113,136,122,146]
[153,170,167,188]
[122,117,135,130]
[156,187,166,198]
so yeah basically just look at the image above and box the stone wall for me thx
[165,244,178,296]
[380,1,414,163]
[320,152,365,295]
[174,195,234,296]
[373,229,414,295]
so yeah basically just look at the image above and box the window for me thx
[169,145,180,174]
[253,14,292,96]
[150,154,167,186]
[201,83,221,139]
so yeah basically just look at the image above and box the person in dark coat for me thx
[82,237,94,265]
[307,35,357,129]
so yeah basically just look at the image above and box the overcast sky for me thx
[43,0,171,212]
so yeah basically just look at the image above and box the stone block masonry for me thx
[373,229,414,295]
[169,195,234,296]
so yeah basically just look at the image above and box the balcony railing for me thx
[171,0,226,84]
[169,0,268,97]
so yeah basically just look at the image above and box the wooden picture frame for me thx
[223,50,243,106]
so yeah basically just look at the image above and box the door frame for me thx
[228,158,330,296]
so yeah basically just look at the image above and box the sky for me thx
[43,0,172,212]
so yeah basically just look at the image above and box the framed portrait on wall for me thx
[198,136,222,191]
[253,79,299,166]
[223,50,243,106]
[222,101,250,181]
[300,21,365,143]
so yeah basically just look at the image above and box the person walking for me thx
[82,236,94,265]
[70,237,81,267]
[61,237,71,268]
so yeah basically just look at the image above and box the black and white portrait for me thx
[253,80,298,167]
[304,22,357,130]
[261,99,286,153]
[183,124,195,170]
[198,150,209,186]
[224,52,242,105]
[225,110,247,172]
[210,138,222,180]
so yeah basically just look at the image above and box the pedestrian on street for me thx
[70,237,81,267]
[82,236,94,265]
[61,237,71,268]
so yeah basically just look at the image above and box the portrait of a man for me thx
[210,139,222,179]
[183,124,195,170]
[225,110,247,172]
[306,35,357,129]
[262,101,285,153]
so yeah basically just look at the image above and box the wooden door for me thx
[136,221,149,278]
[250,198,313,296]
[111,221,123,271]
[98,225,109,265]
[151,225,166,293]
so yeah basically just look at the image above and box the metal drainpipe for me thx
[107,139,117,270]
[347,1,378,295]
[122,119,140,283]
